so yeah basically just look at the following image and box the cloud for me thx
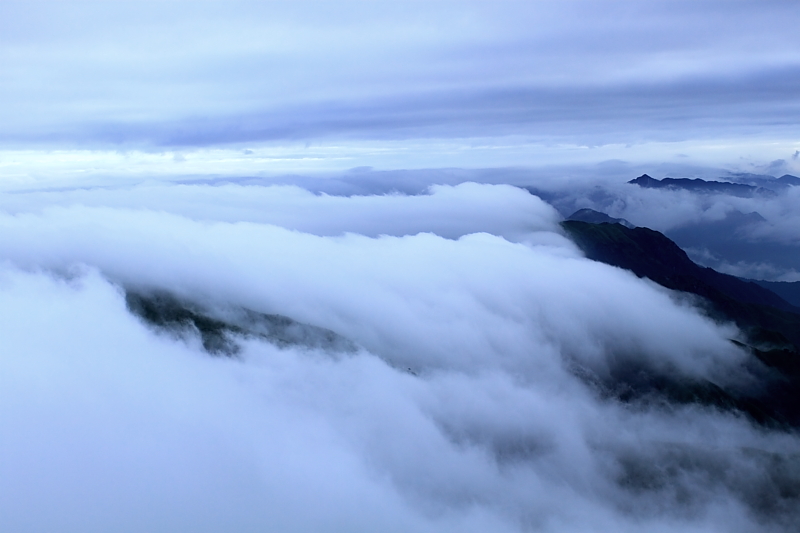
[1,181,796,531]
[0,1,799,157]
[0,195,740,379]
[7,68,800,149]
[0,182,561,242]
[536,171,800,240]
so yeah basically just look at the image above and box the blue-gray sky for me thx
[1,0,799,176]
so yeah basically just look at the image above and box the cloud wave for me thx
[1,182,797,532]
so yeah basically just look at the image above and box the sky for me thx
[1,0,799,182]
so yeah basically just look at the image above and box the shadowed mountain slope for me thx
[561,220,800,334]
[125,290,357,356]
[664,210,800,276]
[561,219,800,428]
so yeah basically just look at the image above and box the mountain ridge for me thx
[561,217,800,428]
[628,174,775,196]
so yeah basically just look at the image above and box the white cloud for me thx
[1,181,793,531]
[0,182,561,242]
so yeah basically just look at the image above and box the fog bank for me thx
[0,181,797,532]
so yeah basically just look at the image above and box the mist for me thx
[1,180,798,532]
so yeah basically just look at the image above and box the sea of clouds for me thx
[1,180,798,532]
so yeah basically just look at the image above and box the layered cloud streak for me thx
[1,1,799,155]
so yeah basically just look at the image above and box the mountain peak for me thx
[777,174,800,185]
[566,208,635,228]
[628,174,660,187]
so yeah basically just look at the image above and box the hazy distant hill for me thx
[725,172,800,190]
[628,174,775,196]
[750,279,800,308]
[666,209,800,276]
[778,174,800,185]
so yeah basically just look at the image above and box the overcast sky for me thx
[1,0,799,178]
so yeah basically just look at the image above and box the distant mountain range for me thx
[628,173,800,195]
[725,172,800,189]
[562,213,800,428]
[532,173,800,280]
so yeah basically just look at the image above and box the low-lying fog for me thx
[1,177,798,532]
